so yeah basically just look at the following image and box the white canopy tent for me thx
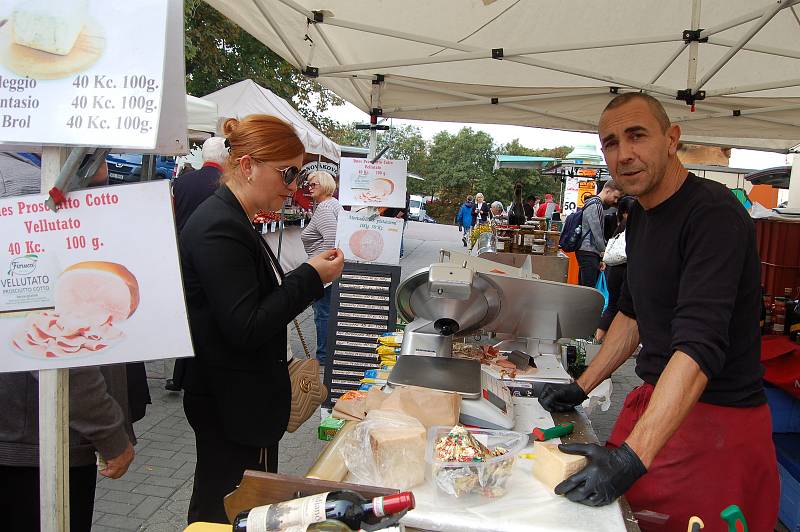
[204,0,800,155]
[203,79,340,161]
[186,95,219,139]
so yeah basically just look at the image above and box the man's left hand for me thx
[554,443,647,506]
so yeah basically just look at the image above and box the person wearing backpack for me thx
[574,180,624,287]
[455,195,475,246]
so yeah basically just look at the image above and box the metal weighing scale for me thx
[389,250,603,429]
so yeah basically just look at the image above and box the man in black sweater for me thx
[538,93,778,530]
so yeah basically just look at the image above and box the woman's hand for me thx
[599,261,606,271]
[308,248,344,284]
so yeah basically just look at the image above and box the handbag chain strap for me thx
[293,319,312,360]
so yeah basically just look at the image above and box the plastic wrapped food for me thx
[426,426,527,500]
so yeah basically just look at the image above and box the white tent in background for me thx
[186,95,218,140]
[204,0,800,153]
[203,79,341,161]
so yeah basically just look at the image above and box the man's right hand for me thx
[308,248,345,284]
[99,442,134,479]
[538,382,588,412]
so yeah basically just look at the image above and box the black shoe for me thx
[462,236,467,246]
[164,379,182,392]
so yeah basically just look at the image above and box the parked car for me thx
[408,194,427,221]
[106,154,176,183]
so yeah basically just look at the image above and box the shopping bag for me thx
[595,271,609,312]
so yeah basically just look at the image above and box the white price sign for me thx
[0,181,193,372]
[0,0,169,149]
[563,176,580,215]
[338,157,407,208]
[335,212,403,266]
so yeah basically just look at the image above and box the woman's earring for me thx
[247,174,253,184]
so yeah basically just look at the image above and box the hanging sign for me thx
[563,177,580,215]
[335,212,403,266]
[301,160,339,177]
[0,0,169,149]
[578,180,597,208]
[338,157,407,208]
[0,181,193,372]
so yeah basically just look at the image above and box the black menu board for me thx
[323,262,401,407]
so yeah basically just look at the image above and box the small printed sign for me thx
[335,212,403,266]
[338,157,407,208]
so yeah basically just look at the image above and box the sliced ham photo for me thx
[349,229,384,262]
[11,261,139,359]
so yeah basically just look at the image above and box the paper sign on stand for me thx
[0,0,170,150]
[0,181,193,373]
[577,180,597,207]
[338,157,407,208]
[336,211,403,266]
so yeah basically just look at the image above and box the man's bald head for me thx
[602,93,671,133]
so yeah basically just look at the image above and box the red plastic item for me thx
[761,335,800,399]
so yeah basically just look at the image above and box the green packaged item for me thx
[318,416,346,441]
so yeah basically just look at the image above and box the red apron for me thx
[607,384,779,532]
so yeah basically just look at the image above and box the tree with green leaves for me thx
[184,0,342,129]
[491,140,572,207]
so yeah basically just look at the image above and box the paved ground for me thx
[91,221,641,530]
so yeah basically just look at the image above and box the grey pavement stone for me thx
[130,496,168,520]
[94,499,138,516]
[132,484,176,498]
[103,490,147,506]
[145,476,186,489]
[136,447,176,459]
[98,478,141,493]
[95,514,144,530]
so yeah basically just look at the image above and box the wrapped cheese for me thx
[532,442,588,491]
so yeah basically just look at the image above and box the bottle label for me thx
[246,492,328,532]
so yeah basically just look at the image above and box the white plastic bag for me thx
[339,409,427,490]
[602,231,627,266]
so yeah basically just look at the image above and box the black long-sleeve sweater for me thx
[618,173,765,407]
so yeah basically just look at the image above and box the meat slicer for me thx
[387,250,603,429]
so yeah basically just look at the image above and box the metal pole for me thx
[789,152,800,208]
[687,0,702,89]
[704,78,800,97]
[39,146,70,532]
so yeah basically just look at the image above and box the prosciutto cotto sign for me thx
[0,181,193,372]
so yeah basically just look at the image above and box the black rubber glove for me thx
[554,443,647,507]
[538,382,588,412]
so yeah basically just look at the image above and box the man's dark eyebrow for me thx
[601,132,617,144]
[625,125,647,135]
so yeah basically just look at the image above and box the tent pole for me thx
[649,43,689,84]
[789,153,800,208]
[252,0,306,67]
[650,94,800,129]
[314,25,371,108]
[692,0,789,93]
[384,89,605,113]
[275,0,313,18]
[700,0,800,38]
[686,0,702,88]
[704,78,800,97]
[707,37,800,60]
[672,103,800,124]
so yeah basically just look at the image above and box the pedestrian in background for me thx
[575,180,624,287]
[456,195,475,246]
[595,195,636,341]
[473,192,491,224]
[301,170,342,367]
[179,115,344,524]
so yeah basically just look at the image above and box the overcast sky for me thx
[324,101,792,171]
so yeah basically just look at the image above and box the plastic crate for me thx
[756,219,800,296]
[775,434,800,531]
[766,384,800,433]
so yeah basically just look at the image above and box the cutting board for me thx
[0,17,105,80]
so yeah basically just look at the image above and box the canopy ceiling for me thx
[203,79,340,161]
[205,0,800,152]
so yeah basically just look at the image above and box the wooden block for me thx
[532,442,588,491]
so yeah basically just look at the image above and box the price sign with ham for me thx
[338,157,407,208]
[0,180,193,372]
[336,212,403,266]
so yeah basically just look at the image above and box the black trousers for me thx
[0,463,97,532]
[576,250,601,288]
[184,393,279,524]
[598,263,627,332]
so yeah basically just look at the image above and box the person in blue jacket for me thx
[456,195,475,246]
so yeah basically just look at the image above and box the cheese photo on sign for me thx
[11,261,138,359]
[0,0,106,79]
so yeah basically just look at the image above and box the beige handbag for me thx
[286,318,328,433]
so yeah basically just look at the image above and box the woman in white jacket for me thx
[595,196,636,341]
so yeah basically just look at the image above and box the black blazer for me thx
[173,164,222,232]
[179,185,323,447]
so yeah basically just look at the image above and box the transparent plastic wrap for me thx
[339,409,427,490]
[426,426,527,500]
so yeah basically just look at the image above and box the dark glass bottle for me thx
[507,182,526,226]
[232,490,415,531]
